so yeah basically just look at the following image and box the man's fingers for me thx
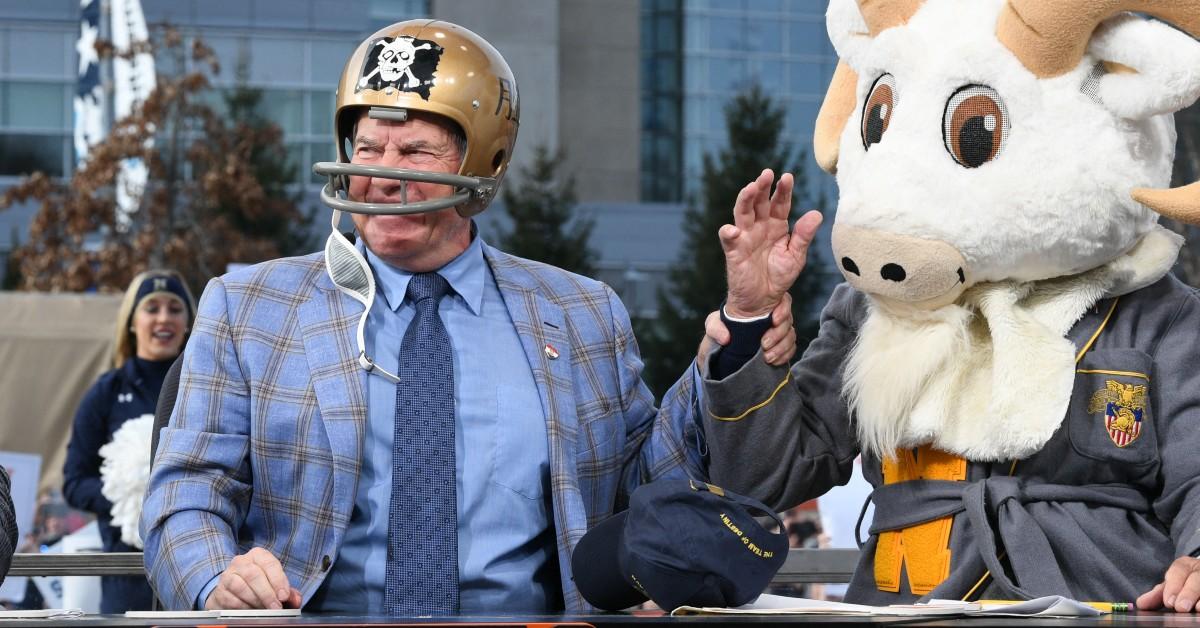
[221,571,267,609]
[770,293,793,326]
[1172,568,1200,612]
[206,586,244,610]
[285,588,303,609]
[763,327,796,365]
[239,564,284,609]
[769,173,794,221]
[1162,556,1200,609]
[788,210,823,253]
[1137,583,1165,610]
[762,321,791,353]
[207,549,294,610]
[733,180,757,228]
[718,224,741,253]
[208,587,249,610]
[248,547,291,605]
[704,310,731,346]
[762,300,793,351]
[752,169,774,222]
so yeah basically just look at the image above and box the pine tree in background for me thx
[639,84,829,397]
[220,59,314,258]
[496,145,597,276]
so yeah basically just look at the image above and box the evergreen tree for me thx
[496,145,596,276]
[639,84,828,396]
[219,58,313,257]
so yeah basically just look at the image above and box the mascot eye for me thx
[943,85,1010,168]
[861,73,897,150]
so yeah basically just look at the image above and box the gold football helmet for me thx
[313,19,520,217]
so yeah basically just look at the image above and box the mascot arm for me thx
[702,284,863,511]
[1151,288,1200,558]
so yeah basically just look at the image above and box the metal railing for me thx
[8,548,861,583]
[9,552,145,576]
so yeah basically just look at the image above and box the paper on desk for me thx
[0,608,84,619]
[976,596,1103,617]
[671,594,974,616]
[219,608,302,617]
[124,610,220,619]
[671,594,1102,618]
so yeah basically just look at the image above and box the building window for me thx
[0,134,66,177]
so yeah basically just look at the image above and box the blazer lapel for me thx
[484,245,590,600]
[296,269,367,519]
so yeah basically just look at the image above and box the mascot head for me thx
[816,0,1200,309]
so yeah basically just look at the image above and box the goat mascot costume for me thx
[703,0,1200,608]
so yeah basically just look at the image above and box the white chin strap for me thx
[324,209,401,383]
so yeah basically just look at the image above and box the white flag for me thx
[109,0,156,229]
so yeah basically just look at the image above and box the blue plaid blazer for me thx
[142,244,707,611]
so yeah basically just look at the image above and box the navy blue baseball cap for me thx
[572,478,788,612]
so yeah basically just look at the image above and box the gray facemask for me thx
[324,209,402,384]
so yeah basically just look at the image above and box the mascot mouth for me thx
[832,223,970,308]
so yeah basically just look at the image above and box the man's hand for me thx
[1137,556,1200,612]
[721,169,823,318]
[698,294,797,367]
[204,547,303,610]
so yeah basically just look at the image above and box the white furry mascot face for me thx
[820,0,1200,309]
[817,0,1200,460]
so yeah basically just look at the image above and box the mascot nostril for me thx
[957,268,965,283]
[880,263,907,282]
[842,257,861,276]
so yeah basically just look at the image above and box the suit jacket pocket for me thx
[1069,349,1158,468]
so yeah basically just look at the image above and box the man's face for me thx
[348,111,470,272]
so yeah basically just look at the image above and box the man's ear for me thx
[1086,14,1200,120]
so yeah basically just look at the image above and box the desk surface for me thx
[0,612,1197,627]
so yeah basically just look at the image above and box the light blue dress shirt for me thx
[311,234,559,613]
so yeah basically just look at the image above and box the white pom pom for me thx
[99,414,154,549]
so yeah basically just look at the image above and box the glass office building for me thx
[642,0,838,207]
[0,0,426,181]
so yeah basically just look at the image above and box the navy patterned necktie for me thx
[384,272,459,615]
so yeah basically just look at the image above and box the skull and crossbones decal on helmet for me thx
[357,36,443,100]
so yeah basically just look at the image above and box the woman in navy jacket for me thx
[62,270,194,613]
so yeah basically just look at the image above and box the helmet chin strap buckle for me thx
[368,106,408,122]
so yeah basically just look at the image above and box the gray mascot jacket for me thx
[703,276,1200,604]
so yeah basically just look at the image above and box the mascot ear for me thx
[818,0,923,174]
[1086,15,1200,120]
[826,0,873,70]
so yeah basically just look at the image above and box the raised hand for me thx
[721,169,822,318]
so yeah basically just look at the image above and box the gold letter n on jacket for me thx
[875,445,967,594]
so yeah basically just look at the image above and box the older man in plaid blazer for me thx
[143,237,725,612]
[141,19,809,615]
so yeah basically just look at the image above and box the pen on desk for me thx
[976,600,1132,613]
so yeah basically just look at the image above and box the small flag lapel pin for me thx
[544,343,560,360]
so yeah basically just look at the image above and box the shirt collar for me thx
[361,226,485,316]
